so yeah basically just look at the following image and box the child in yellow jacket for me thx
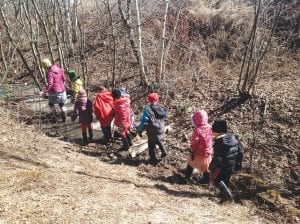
[67,70,83,102]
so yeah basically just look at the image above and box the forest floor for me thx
[0,55,299,223]
[0,107,270,224]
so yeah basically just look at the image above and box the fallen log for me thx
[128,136,148,158]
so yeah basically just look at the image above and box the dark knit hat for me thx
[112,89,121,99]
[212,119,228,133]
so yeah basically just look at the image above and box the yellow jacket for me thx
[71,78,83,97]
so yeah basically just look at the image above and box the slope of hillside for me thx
[0,108,268,223]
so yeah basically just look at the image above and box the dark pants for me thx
[214,168,233,186]
[148,139,166,161]
[101,126,112,142]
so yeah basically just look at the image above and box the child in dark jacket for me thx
[137,93,168,165]
[210,119,244,202]
[71,89,94,145]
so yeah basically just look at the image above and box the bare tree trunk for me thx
[0,39,19,85]
[105,0,117,87]
[118,0,139,64]
[247,2,282,93]
[71,0,79,42]
[51,0,67,70]
[156,0,169,83]
[63,0,74,54]
[0,36,7,71]
[31,0,55,63]
[78,0,88,91]
[163,1,186,80]
[134,0,148,85]
[23,0,44,82]
[118,0,148,85]
[237,0,261,94]
[119,34,128,85]
[0,7,41,89]
[237,0,282,96]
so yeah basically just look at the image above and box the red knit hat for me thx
[148,93,159,103]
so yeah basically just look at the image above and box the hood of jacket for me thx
[192,110,208,127]
[149,104,167,119]
[48,64,62,74]
[97,91,113,103]
[219,133,239,147]
[115,95,130,106]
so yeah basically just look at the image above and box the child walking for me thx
[93,86,114,145]
[137,93,168,165]
[112,89,132,150]
[71,89,93,145]
[67,70,83,102]
[210,119,244,202]
[182,110,213,184]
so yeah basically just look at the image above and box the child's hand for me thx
[71,114,77,122]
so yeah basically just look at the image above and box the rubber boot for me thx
[148,144,159,165]
[49,105,57,123]
[88,129,93,143]
[61,111,66,122]
[126,133,133,146]
[119,137,129,151]
[82,132,88,145]
[216,181,233,203]
[199,172,210,184]
[182,165,193,180]
[100,127,111,145]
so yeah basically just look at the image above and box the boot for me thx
[88,129,93,142]
[82,132,88,145]
[216,181,233,203]
[49,105,57,123]
[100,127,111,145]
[181,165,193,180]
[158,141,167,158]
[119,137,129,151]
[199,172,210,184]
[61,111,66,122]
[126,134,133,146]
[148,144,158,165]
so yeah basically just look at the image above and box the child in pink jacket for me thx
[182,110,213,184]
[112,89,132,150]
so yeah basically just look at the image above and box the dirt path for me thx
[0,109,267,223]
